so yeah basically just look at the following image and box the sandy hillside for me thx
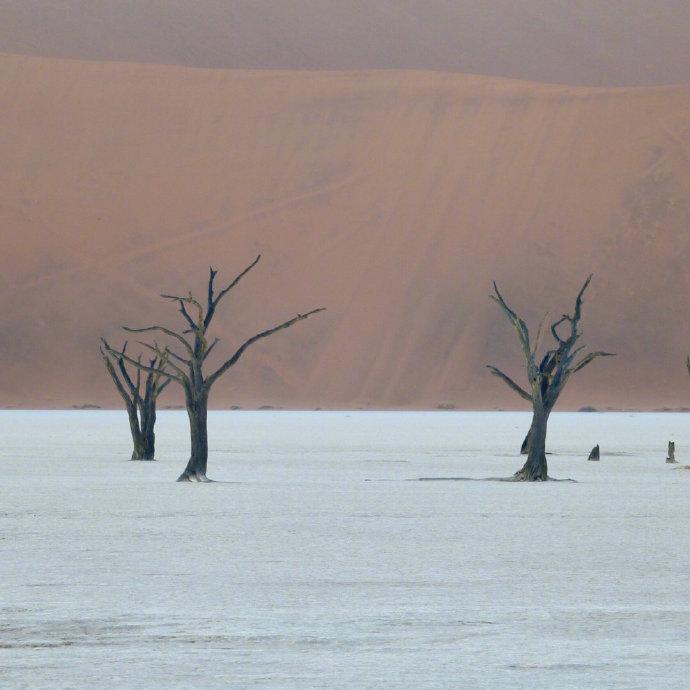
[2,1,690,87]
[1,53,690,409]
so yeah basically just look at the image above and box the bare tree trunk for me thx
[178,393,209,481]
[487,276,613,481]
[126,404,146,461]
[131,437,146,460]
[141,435,155,460]
[513,406,549,480]
[588,445,600,461]
[127,401,156,460]
[139,404,156,460]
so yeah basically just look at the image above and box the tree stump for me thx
[666,441,676,463]
[588,444,600,461]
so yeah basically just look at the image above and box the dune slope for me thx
[1,54,690,409]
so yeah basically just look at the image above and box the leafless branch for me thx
[134,355,142,396]
[568,350,615,375]
[137,341,188,381]
[490,282,533,365]
[100,346,134,407]
[123,324,194,355]
[156,347,191,366]
[573,274,593,325]
[205,255,261,328]
[532,312,549,357]
[203,337,220,361]
[550,315,570,344]
[158,295,197,332]
[116,352,141,401]
[486,365,532,402]
[101,338,184,385]
[205,307,325,389]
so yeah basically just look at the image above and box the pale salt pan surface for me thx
[1,411,689,688]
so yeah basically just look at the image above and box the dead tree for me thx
[588,445,600,461]
[487,275,614,481]
[100,344,170,460]
[102,256,324,482]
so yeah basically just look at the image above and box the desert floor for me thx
[2,411,689,688]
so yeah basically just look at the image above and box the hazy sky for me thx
[2,1,690,86]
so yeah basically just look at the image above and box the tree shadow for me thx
[412,476,577,483]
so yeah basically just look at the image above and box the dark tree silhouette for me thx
[666,441,676,463]
[102,256,324,481]
[100,344,170,460]
[487,275,614,481]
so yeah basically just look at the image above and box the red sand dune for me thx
[2,1,690,87]
[1,53,690,409]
